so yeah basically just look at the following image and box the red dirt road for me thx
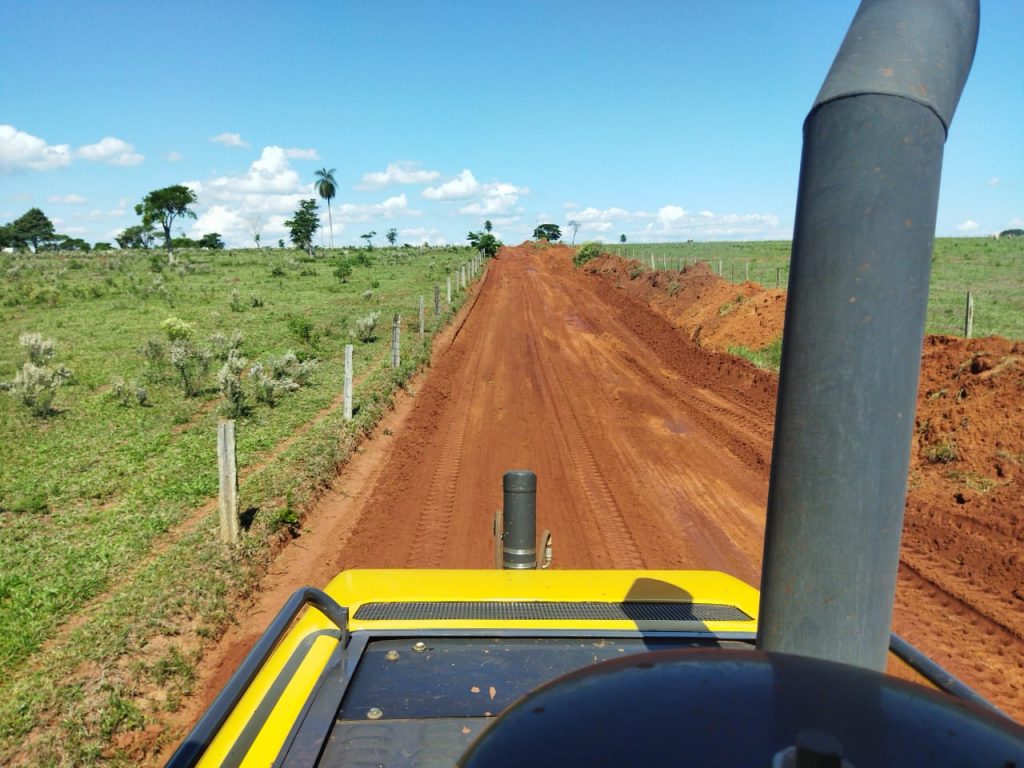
[164,243,1021,757]
[331,244,774,582]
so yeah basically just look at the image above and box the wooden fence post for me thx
[718,259,723,277]
[217,420,239,545]
[650,253,655,270]
[964,291,974,338]
[745,261,750,282]
[391,314,401,368]
[447,276,452,304]
[343,344,353,421]
[419,296,425,338]
[434,284,441,316]
[776,267,782,289]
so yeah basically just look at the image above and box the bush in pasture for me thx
[161,317,194,341]
[19,332,55,365]
[352,311,380,343]
[139,338,166,378]
[229,289,244,312]
[250,294,265,308]
[110,377,133,407]
[250,362,299,406]
[287,315,318,345]
[362,290,373,301]
[271,351,319,386]
[218,350,248,418]
[208,330,243,361]
[9,362,72,416]
[135,384,149,406]
[628,265,644,280]
[269,263,286,277]
[169,339,212,397]
[573,242,602,267]
[333,259,353,283]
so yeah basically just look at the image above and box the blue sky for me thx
[1,1,1021,248]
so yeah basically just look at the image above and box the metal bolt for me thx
[384,650,400,662]
[412,641,427,653]
[367,707,383,720]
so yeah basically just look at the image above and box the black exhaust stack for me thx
[757,0,978,671]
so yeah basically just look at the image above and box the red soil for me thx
[161,243,1022,759]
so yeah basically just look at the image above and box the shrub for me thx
[352,311,380,343]
[667,281,682,297]
[169,340,212,397]
[9,362,72,416]
[218,350,247,418]
[250,294,265,308]
[229,289,244,312]
[19,332,55,365]
[135,384,149,407]
[287,315,318,345]
[251,362,299,406]
[208,331,243,361]
[628,265,644,280]
[333,259,353,283]
[272,351,319,386]
[161,317,194,341]
[574,242,602,267]
[269,263,286,277]
[362,290,373,301]
[110,377,133,407]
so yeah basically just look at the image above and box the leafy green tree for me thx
[198,232,226,250]
[568,220,581,245]
[533,223,561,242]
[135,185,197,262]
[620,233,627,243]
[386,227,398,246]
[0,223,17,250]
[361,231,377,249]
[285,199,320,255]
[467,230,502,258]
[484,220,493,233]
[314,168,337,248]
[116,224,155,250]
[93,242,113,251]
[172,235,199,249]
[12,208,55,252]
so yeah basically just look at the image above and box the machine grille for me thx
[353,601,752,622]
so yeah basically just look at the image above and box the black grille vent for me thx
[353,601,751,622]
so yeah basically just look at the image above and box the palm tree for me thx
[314,168,337,248]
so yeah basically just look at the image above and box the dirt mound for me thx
[583,255,786,351]
[582,249,1024,718]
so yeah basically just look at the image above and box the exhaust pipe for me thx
[502,471,538,570]
[757,0,978,671]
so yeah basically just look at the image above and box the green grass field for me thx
[603,237,1024,340]
[0,245,480,764]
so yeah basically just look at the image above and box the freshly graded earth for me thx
[169,242,1022,755]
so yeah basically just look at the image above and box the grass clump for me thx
[573,242,602,267]
[353,311,381,343]
[926,439,959,464]
[728,337,783,372]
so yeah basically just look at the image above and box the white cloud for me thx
[359,161,440,190]
[987,177,1000,187]
[400,227,448,246]
[699,210,714,218]
[1010,217,1023,227]
[77,137,144,166]
[62,225,88,235]
[423,169,480,200]
[459,181,529,215]
[0,125,72,173]
[210,132,249,148]
[186,147,422,246]
[569,206,638,223]
[656,205,688,224]
[48,193,86,204]
[166,151,184,163]
[957,219,979,232]
[284,147,319,160]
[563,201,578,209]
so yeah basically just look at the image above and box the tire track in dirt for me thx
[518,274,645,568]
